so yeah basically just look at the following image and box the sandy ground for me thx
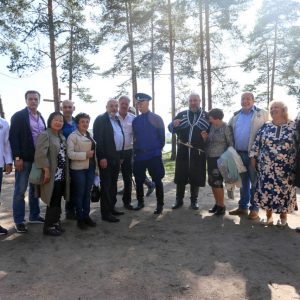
[1,171,300,300]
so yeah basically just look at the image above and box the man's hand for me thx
[15,159,24,172]
[173,119,181,127]
[5,164,12,174]
[100,159,108,169]
[43,168,50,184]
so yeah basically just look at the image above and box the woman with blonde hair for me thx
[250,100,297,226]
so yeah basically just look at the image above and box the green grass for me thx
[162,151,175,176]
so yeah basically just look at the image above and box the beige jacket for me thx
[228,106,269,153]
[67,129,97,170]
[35,129,70,206]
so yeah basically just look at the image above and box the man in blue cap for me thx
[132,93,165,214]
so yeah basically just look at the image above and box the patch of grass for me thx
[162,151,175,176]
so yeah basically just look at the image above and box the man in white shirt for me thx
[0,117,13,235]
[117,96,136,209]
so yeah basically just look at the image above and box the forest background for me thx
[1,0,300,157]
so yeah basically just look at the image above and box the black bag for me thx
[91,185,101,202]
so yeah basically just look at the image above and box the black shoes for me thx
[15,223,28,233]
[134,202,144,211]
[84,217,97,227]
[209,204,217,213]
[214,206,226,216]
[43,226,62,236]
[124,203,134,210]
[77,220,88,230]
[0,225,8,236]
[112,209,125,216]
[172,200,183,209]
[190,202,199,210]
[154,206,163,214]
[102,215,120,223]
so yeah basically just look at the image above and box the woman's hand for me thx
[250,158,257,170]
[86,150,94,158]
[43,168,50,184]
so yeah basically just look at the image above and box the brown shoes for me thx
[229,208,248,216]
[248,211,260,220]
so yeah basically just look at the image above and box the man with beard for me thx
[168,93,209,210]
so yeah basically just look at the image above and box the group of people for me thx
[0,89,299,237]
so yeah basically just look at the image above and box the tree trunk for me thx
[151,10,155,113]
[204,0,212,110]
[265,44,270,106]
[68,24,74,101]
[167,0,176,160]
[270,21,278,102]
[48,0,60,112]
[0,96,5,119]
[199,0,206,110]
[125,0,137,108]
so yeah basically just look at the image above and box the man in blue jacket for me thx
[61,100,77,220]
[132,93,165,214]
[9,90,46,233]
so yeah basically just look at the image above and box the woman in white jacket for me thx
[67,113,97,230]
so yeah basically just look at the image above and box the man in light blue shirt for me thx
[228,92,268,220]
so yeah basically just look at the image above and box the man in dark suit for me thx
[9,90,46,233]
[93,99,125,222]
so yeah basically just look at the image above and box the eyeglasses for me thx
[63,106,73,109]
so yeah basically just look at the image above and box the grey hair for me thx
[118,95,131,103]
[241,92,255,101]
[188,92,201,101]
[269,100,289,121]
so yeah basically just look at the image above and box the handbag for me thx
[29,162,43,185]
[90,185,101,202]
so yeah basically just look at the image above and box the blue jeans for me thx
[238,152,258,212]
[13,161,41,224]
[71,164,95,220]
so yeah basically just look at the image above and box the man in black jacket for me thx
[93,99,125,222]
[9,90,46,233]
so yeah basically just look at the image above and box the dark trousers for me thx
[44,181,65,229]
[133,156,165,206]
[65,188,75,214]
[176,184,199,203]
[120,149,133,205]
[100,159,120,217]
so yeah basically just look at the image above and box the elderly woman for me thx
[35,112,69,236]
[250,100,297,226]
[203,108,234,215]
[67,113,97,230]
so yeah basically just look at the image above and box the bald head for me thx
[61,100,75,120]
